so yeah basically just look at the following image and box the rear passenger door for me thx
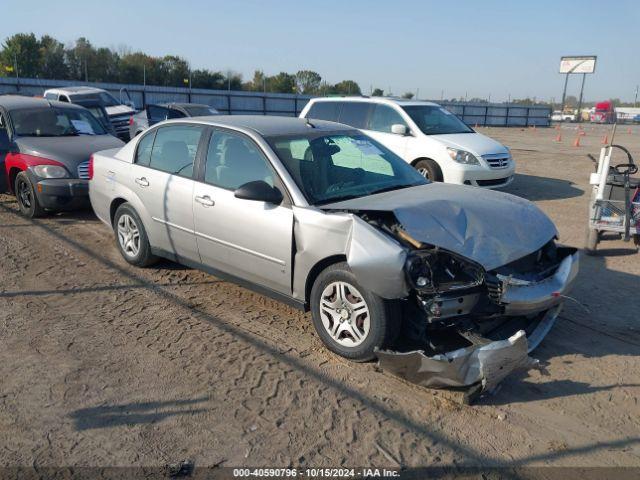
[128,124,205,262]
[362,104,409,158]
[192,129,294,295]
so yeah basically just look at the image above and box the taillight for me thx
[128,116,134,126]
[88,155,94,180]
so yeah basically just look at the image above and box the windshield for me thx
[183,106,219,117]
[10,107,107,137]
[267,132,427,205]
[402,105,473,135]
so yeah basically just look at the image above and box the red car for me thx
[0,95,123,217]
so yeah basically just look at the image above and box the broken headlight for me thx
[405,250,485,294]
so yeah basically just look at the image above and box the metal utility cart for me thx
[586,126,640,254]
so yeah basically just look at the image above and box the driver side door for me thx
[193,129,294,295]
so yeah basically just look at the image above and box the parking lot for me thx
[0,124,639,469]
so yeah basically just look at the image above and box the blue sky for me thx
[3,0,639,101]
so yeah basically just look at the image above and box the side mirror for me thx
[391,124,408,136]
[234,180,283,204]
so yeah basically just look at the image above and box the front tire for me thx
[414,158,443,182]
[113,203,157,267]
[15,172,45,218]
[310,262,399,362]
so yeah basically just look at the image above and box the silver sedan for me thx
[88,116,578,385]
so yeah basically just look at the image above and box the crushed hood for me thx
[320,183,558,271]
[16,135,124,171]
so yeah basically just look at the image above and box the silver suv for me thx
[88,116,578,368]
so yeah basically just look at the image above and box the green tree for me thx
[38,35,68,79]
[295,70,321,94]
[371,88,384,96]
[401,92,414,99]
[267,72,296,93]
[66,37,96,81]
[246,70,266,91]
[0,33,40,77]
[223,70,243,90]
[119,52,154,84]
[332,80,361,95]
[158,55,190,87]
[191,69,225,89]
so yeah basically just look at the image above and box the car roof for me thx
[0,94,85,110]
[307,96,440,108]
[171,115,354,136]
[45,86,106,95]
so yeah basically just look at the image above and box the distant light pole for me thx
[635,85,638,108]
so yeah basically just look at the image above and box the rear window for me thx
[338,102,371,128]
[306,102,340,122]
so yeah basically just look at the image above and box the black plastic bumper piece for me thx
[34,178,90,210]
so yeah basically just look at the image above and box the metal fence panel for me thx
[0,77,551,125]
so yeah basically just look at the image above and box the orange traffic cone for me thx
[474,123,479,128]
[555,124,560,130]
[555,133,562,142]
[628,127,632,134]
[573,136,581,147]
[601,134,608,144]
[579,130,586,136]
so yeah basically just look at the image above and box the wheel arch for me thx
[303,254,347,310]
[109,197,129,226]
[8,167,23,194]
[411,156,437,167]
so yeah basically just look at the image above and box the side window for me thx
[147,105,169,123]
[306,102,340,122]
[367,105,407,133]
[204,130,275,190]
[58,95,70,103]
[43,93,57,100]
[148,125,204,177]
[338,102,371,128]
[135,130,156,167]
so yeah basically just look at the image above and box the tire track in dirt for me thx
[1,191,639,467]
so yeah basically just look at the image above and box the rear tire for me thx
[113,203,157,267]
[15,172,45,218]
[414,158,443,182]
[310,262,399,362]
[585,227,599,255]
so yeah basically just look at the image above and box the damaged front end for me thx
[356,211,579,395]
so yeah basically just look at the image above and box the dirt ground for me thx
[0,124,639,471]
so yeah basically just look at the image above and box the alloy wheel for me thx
[17,179,32,208]
[117,214,141,258]
[417,167,430,179]
[319,281,370,347]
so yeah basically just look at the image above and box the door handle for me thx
[135,177,149,187]
[195,195,215,207]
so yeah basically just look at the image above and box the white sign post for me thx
[559,56,597,122]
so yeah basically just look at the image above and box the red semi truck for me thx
[590,101,617,124]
